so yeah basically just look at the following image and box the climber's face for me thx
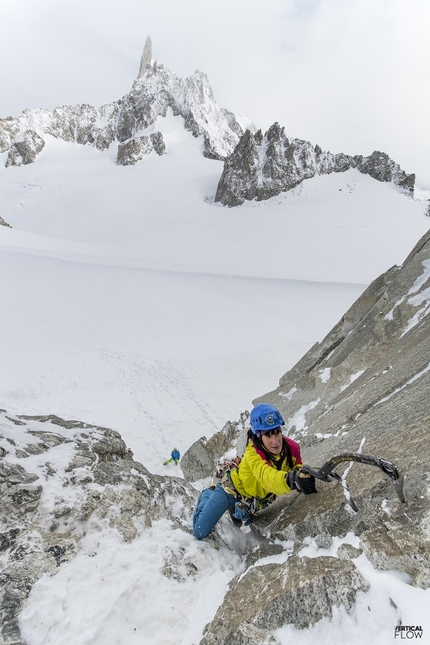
[260,427,283,455]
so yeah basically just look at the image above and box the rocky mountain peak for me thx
[0,39,243,167]
[0,42,418,204]
[215,123,415,206]
[137,35,153,78]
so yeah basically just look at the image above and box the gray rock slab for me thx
[200,556,369,644]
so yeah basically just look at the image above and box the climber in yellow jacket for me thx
[193,403,317,539]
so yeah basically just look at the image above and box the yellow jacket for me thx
[230,438,302,499]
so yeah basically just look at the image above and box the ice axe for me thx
[301,452,405,512]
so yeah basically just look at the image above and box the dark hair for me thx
[247,429,293,469]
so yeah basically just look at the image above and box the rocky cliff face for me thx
[4,130,45,168]
[248,228,430,555]
[215,123,415,206]
[0,37,243,168]
[0,413,196,645]
[116,131,166,165]
[183,228,430,642]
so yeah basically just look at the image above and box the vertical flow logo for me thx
[394,626,423,639]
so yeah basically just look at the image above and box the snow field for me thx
[19,522,243,645]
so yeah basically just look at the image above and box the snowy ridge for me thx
[215,122,415,206]
[0,46,243,167]
[129,62,243,160]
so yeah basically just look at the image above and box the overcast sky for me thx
[1,0,429,188]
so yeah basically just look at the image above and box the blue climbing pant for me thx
[193,484,237,539]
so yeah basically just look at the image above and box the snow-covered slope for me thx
[0,113,428,477]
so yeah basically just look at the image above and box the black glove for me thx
[287,469,317,495]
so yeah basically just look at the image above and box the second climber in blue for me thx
[164,448,181,465]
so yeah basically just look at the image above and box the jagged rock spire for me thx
[138,35,153,78]
[0,42,243,164]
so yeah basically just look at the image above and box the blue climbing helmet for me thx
[250,403,285,434]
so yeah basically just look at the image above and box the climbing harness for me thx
[215,456,241,479]
[213,456,277,525]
